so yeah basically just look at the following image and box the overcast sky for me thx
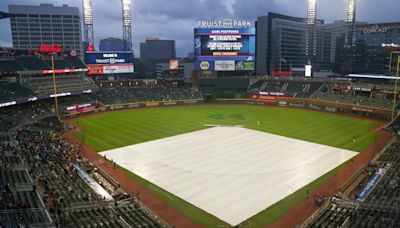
[0,0,399,57]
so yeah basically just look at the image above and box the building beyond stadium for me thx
[256,12,400,78]
[339,22,400,76]
[256,12,330,76]
[8,4,82,57]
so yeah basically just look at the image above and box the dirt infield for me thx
[63,109,392,228]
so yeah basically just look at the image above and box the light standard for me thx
[392,55,400,120]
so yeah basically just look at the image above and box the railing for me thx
[301,197,332,228]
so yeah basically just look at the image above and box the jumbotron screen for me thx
[85,52,134,75]
[194,28,256,71]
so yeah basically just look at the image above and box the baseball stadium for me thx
[1,0,400,228]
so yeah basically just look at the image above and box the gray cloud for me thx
[0,0,399,57]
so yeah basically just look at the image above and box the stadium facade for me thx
[8,4,82,56]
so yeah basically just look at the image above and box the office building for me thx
[140,38,176,66]
[156,61,194,82]
[345,23,400,75]
[255,12,329,76]
[99,38,127,52]
[8,4,82,56]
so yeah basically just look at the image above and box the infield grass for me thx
[74,105,379,227]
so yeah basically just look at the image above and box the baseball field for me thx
[74,105,379,227]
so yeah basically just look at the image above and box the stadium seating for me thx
[16,57,50,71]
[91,84,203,104]
[64,57,87,69]
[0,102,169,227]
[44,59,71,69]
[26,75,98,95]
[2,77,398,227]
[305,126,400,227]
[0,101,53,132]
[0,60,25,73]
[248,79,325,97]
[1,56,86,73]
[0,82,35,102]
[310,91,397,109]
[387,115,400,133]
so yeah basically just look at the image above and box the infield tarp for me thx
[100,127,357,226]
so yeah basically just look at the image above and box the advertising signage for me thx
[194,28,256,71]
[85,52,134,65]
[85,52,134,75]
[0,89,95,108]
[40,44,62,53]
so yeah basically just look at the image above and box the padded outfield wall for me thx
[62,97,393,120]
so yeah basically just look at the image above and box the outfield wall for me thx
[61,99,205,120]
[215,98,393,120]
[62,97,392,120]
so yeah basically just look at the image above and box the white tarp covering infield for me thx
[100,127,357,226]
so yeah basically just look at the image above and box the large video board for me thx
[85,52,134,74]
[194,27,256,71]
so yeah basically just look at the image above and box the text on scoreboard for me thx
[85,52,134,74]
[194,28,255,71]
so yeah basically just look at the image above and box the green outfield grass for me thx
[74,105,379,227]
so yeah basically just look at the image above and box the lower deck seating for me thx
[305,137,400,227]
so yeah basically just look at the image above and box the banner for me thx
[356,173,383,202]
[103,64,134,74]
[215,60,235,71]
[236,61,255,71]
[0,89,95,108]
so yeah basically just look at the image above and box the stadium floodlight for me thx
[307,0,317,25]
[306,0,317,63]
[346,0,356,23]
[82,0,95,51]
[121,0,133,51]
[345,0,357,47]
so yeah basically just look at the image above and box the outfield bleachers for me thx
[0,60,25,73]
[310,91,397,109]
[64,57,87,69]
[92,84,202,104]
[44,59,71,69]
[27,75,98,95]
[248,79,324,97]
[17,57,50,71]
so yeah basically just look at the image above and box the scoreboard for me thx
[194,27,256,71]
[85,52,134,75]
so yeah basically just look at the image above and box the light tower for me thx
[306,0,317,65]
[121,0,133,51]
[82,0,94,51]
[345,0,357,47]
